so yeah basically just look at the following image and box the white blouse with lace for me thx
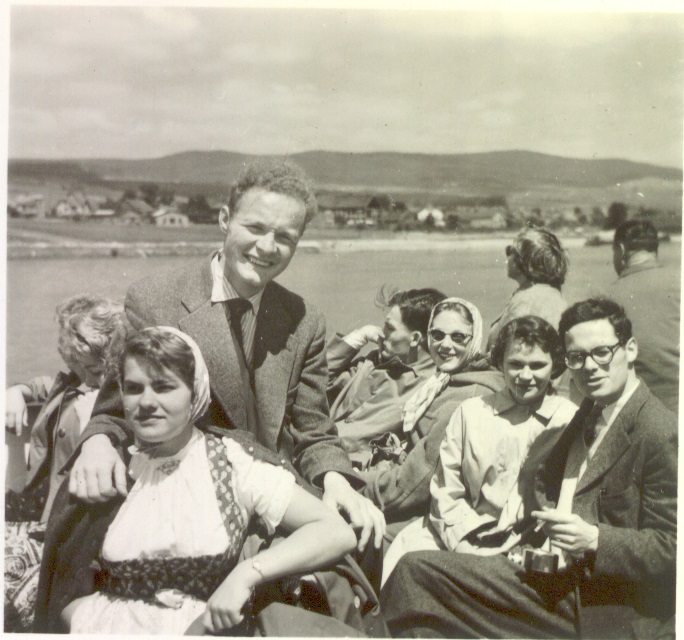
[69,428,295,635]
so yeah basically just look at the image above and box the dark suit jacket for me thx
[82,257,354,486]
[526,381,677,636]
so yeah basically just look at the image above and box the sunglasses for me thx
[429,329,473,346]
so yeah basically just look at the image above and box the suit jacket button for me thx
[57,428,66,438]
[248,446,254,453]
[280,459,286,465]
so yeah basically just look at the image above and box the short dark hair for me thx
[228,158,318,226]
[558,298,632,344]
[117,327,196,393]
[490,315,565,379]
[613,220,659,253]
[376,286,447,335]
[512,227,569,289]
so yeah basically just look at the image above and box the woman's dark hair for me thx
[511,227,569,289]
[490,316,565,379]
[558,298,632,345]
[116,327,195,391]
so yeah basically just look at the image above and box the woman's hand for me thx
[203,562,258,633]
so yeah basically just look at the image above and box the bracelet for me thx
[251,557,265,580]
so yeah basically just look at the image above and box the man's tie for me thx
[227,298,252,364]
[583,404,603,449]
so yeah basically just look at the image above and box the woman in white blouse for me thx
[58,326,356,635]
[382,316,577,584]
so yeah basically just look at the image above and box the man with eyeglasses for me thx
[382,298,676,639]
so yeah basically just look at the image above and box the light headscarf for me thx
[126,327,211,468]
[402,297,484,433]
[154,326,211,425]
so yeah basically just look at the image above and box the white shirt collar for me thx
[597,376,640,430]
[210,251,263,312]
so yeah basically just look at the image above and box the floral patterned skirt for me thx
[4,521,46,632]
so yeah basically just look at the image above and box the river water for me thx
[6,243,681,382]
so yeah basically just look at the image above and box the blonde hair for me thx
[56,294,124,368]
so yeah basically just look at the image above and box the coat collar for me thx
[535,381,652,502]
[574,381,650,494]
[492,387,563,420]
[177,258,296,433]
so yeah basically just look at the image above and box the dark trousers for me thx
[381,551,579,639]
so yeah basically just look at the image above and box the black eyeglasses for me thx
[564,342,625,370]
[429,329,473,346]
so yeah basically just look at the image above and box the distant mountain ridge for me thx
[9,150,682,197]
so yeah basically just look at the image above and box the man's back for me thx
[608,263,680,413]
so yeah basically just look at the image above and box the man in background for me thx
[608,220,680,413]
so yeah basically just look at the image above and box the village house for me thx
[152,206,190,227]
[9,194,44,218]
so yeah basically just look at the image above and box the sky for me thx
[5,2,684,168]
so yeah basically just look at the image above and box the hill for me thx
[9,150,681,201]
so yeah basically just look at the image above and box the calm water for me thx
[6,243,681,382]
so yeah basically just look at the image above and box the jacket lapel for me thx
[26,372,79,486]
[177,262,247,431]
[574,383,647,495]
[253,284,296,444]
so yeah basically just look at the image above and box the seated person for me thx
[35,326,356,635]
[382,299,676,639]
[4,294,124,632]
[327,287,446,468]
[356,296,502,539]
[381,316,577,583]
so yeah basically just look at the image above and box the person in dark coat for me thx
[64,159,384,553]
[382,297,676,639]
[608,219,680,413]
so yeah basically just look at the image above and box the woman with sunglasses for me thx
[356,297,502,540]
[486,226,569,353]
[380,315,577,585]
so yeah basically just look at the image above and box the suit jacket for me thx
[526,381,677,635]
[83,257,354,486]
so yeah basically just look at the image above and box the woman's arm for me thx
[203,484,357,633]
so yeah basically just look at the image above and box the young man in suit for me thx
[68,159,385,552]
[382,298,676,638]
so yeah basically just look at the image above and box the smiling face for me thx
[122,356,194,448]
[219,188,307,297]
[502,339,554,405]
[427,309,473,374]
[564,319,637,406]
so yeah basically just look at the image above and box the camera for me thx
[523,548,559,574]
